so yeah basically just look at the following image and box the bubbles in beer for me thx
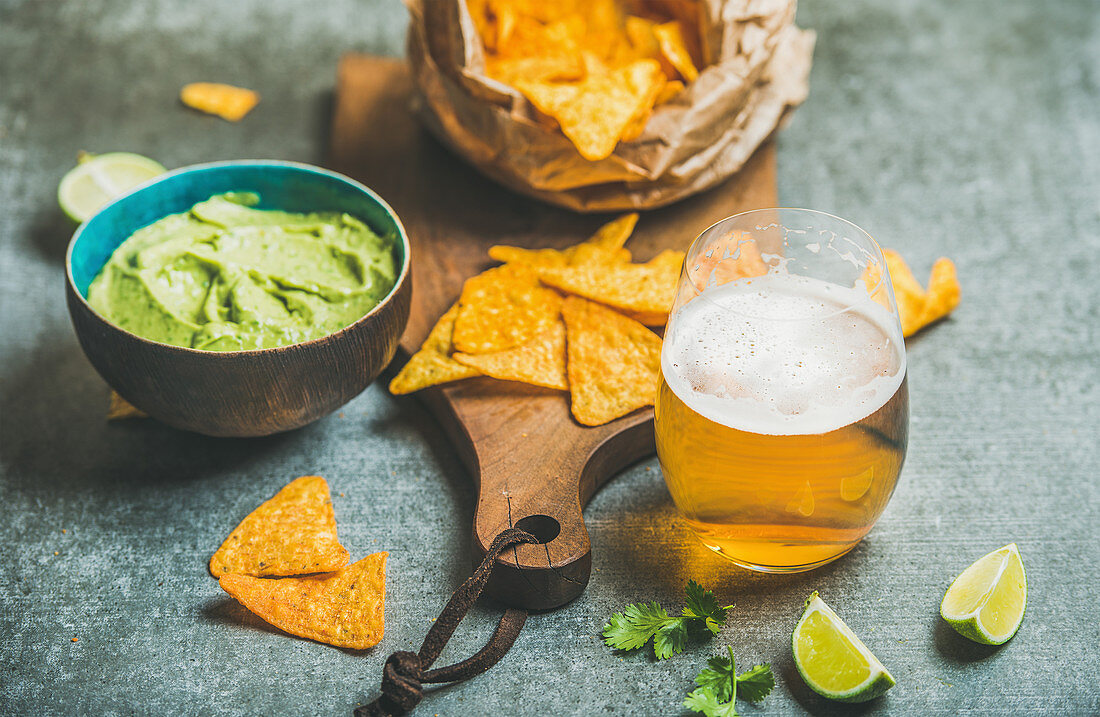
[662,275,905,436]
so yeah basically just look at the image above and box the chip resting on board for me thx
[452,263,563,354]
[453,319,568,391]
[209,475,349,578]
[220,552,387,650]
[180,82,260,122]
[562,296,662,426]
[539,249,684,327]
[389,303,481,395]
[488,213,638,269]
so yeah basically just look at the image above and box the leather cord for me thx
[356,527,539,716]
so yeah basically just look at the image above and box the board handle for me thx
[470,418,655,611]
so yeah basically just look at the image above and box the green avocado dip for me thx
[87,192,397,351]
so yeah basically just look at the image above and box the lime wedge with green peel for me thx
[792,592,895,703]
[58,152,166,222]
[941,543,1027,645]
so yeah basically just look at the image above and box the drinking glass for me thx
[655,209,909,572]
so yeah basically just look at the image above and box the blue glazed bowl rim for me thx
[65,159,411,357]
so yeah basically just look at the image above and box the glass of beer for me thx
[655,209,908,572]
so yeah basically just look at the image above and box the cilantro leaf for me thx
[653,619,688,659]
[735,663,775,703]
[684,687,740,717]
[695,647,738,702]
[603,601,673,652]
[602,582,732,659]
[683,580,730,636]
[684,647,774,717]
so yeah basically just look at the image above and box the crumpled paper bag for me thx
[406,0,815,212]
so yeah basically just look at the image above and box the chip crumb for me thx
[339,493,345,498]
[339,412,346,419]
[54,551,59,556]
[71,637,79,642]
[180,82,259,122]
[61,529,67,534]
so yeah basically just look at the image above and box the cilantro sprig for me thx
[684,646,775,717]
[602,581,732,659]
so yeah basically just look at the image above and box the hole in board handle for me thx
[513,514,561,545]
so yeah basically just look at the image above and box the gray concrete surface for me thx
[1,0,1098,714]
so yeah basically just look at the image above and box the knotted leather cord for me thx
[356,527,539,716]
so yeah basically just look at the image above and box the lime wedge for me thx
[792,592,895,703]
[940,543,1026,645]
[58,152,166,222]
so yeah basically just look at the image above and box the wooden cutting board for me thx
[328,54,777,610]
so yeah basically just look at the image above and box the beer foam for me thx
[662,275,905,436]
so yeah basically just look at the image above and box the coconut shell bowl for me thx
[65,160,412,437]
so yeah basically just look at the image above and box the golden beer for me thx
[656,274,908,571]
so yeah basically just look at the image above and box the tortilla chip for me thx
[625,15,660,59]
[860,257,889,309]
[654,79,685,104]
[180,82,259,122]
[453,319,568,390]
[107,390,146,420]
[467,0,497,51]
[495,0,519,48]
[209,476,349,578]
[620,75,666,142]
[539,249,684,326]
[487,245,571,269]
[653,21,699,82]
[220,552,387,650]
[389,304,481,395]
[875,250,960,336]
[915,257,960,333]
[516,59,665,161]
[487,55,585,85]
[691,234,768,288]
[562,297,662,426]
[587,212,638,250]
[452,263,563,354]
[488,213,638,269]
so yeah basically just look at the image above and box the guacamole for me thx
[87,192,397,351]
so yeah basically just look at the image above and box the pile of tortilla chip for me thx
[390,213,962,426]
[210,475,386,650]
[390,213,675,426]
[468,0,703,161]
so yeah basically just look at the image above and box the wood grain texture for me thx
[328,54,778,609]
